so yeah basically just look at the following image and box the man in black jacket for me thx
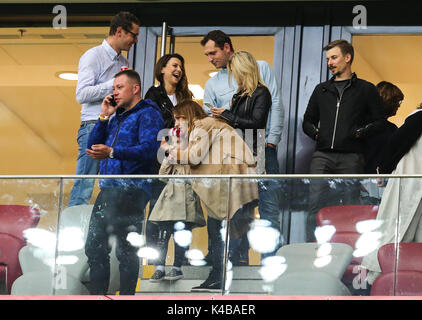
[302,39,385,242]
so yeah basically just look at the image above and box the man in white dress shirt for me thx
[68,11,140,207]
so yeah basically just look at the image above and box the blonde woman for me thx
[210,50,272,266]
[211,50,272,156]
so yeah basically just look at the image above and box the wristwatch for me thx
[109,148,114,159]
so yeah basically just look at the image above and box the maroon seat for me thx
[316,205,379,284]
[371,243,422,296]
[0,205,40,293]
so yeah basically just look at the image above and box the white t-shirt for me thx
[168,93,177,106]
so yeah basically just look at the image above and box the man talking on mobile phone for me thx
[84,69,164,295]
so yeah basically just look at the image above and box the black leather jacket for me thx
[220,85,271,153]
[144,84,175,129]
[303,73,385,153]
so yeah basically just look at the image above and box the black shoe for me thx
[150,269,165,282]
[191,271,222,293]
[191,279,222,293]
[165,268,184,281]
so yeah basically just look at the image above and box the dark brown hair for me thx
[200,30,234,52]
[154,53,193,103]
[324,39,354,64]
[376,81,404,117]
[109,12,140,36]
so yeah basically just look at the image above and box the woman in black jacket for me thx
[363,81,403,174]
[144,53,193,272]
[145,53,193,128]
[211,50,271,157]
[210,50,271,266]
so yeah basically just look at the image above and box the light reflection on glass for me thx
[23,228,56,251]
[353,231,382,257]
[56,255,79,265]
[58,227,84,252]
[126,232,145,247]
[317,243,332,257]
[225,269,233,291]
[174,221,185,231]
[355,219,383,233]
[247,220,280,253]
[314,255,332,268]
[174,230,192,248]
[314,225,336,244]
[185,249,206,266]
[31,246,55,269]
[259,255,287,283]
[137,247,159,260]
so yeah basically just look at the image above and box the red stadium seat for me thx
[316,205,379,284]
[371,243,422,296]
[0,205,40,293]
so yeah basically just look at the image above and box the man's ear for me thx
[345,53,352,63]
[223,42,231,53]
[115,26,124,37]
[133,84,141,95]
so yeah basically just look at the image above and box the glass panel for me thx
[6,176,414,297]
[138,176,230,295]
[223,177,405,297]
[0,178,62,295]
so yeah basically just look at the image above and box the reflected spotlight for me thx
[126,232,145,247]
[247,220,280,253]
[174,230,192,248]
[314,255,332,268]
[137,247,159,260]
[314,225,336,244]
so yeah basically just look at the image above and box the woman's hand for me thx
[210,106,226,118]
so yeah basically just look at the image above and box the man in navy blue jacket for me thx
[85,69,164,295]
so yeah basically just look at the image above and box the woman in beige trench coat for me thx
[156,99,259,292]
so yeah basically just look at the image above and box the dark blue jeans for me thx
[231,146,283,263]
[68,122,99,207]
[85,187,148,295]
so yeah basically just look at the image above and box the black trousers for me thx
[207,217,225,276]
[85,187,148,295]
[145,179,166,262]
[307,151,364,242]
[154,221,194,267]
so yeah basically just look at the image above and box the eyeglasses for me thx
[124,28,139,38]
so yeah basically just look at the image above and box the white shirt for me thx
[167,93,177,107]
[76,39,129,121]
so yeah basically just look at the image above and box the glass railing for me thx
[0,175,420,297]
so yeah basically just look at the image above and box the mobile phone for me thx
[109,95,117,107]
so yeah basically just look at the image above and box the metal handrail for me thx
[0,174,422,179]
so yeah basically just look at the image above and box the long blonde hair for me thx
[228,50,266,97]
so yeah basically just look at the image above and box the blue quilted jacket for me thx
[87,99,164,196]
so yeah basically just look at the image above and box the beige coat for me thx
[361,134,422,283]
[180,117,258,221]
[149,161,206,227]
[156,117,258,224]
